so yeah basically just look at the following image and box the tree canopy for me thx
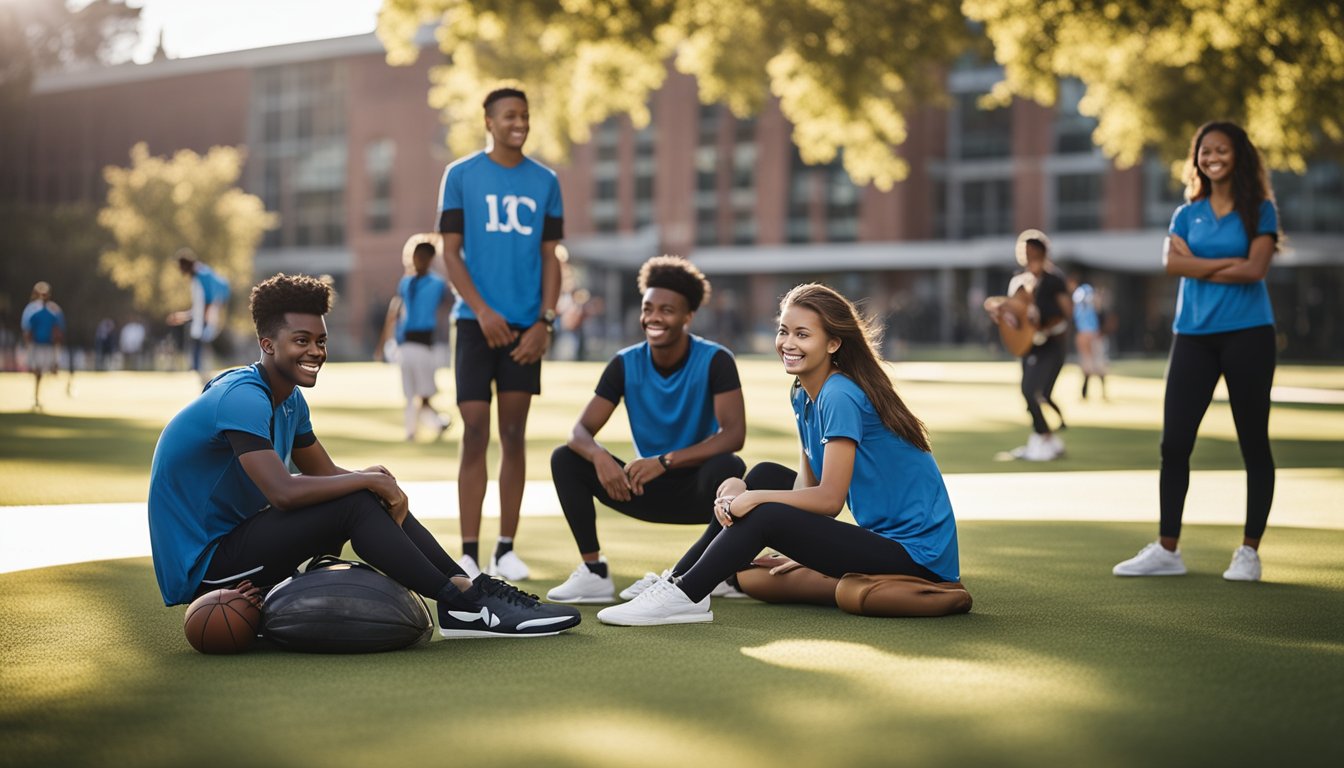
[964,0,1344,173]
[377,0,970,190]
[0,0,140,98]
[377,0,1342,185]
[98,144,277,327]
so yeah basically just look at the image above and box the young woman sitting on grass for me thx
[597,283,963,626]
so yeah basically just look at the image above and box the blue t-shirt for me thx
[792,374,960,582]
[21,300,65,344]
[194,264,231,305]
[438,152,564,327]
[607,336,733,458]
[1072,283,1100,333]
[1168,198,1277,335]
[397,272,449,342]
[147,365,312,605]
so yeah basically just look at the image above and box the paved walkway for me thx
[2,469,1339,575]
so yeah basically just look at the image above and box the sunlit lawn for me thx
[2,358,1341,505]
[2,359,1342,767]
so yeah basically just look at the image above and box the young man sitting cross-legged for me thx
[547,256,748,604]
[147,273,579,638]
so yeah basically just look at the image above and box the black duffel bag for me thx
[262,556,433,653]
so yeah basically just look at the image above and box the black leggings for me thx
[674,463,941,602]
[551,446,746,554]
[199,491,466,599]
[1160,325,1276,540]
[1022,335,1066,434]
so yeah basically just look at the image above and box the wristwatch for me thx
[539,308,557,328]
[658,453,673,470]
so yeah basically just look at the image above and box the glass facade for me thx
[695,104,721,246]
[1054,78,1098,155]
[1055,172,1103,231]
[365,138,394,232]
[633,108,656,230]
[251,61,347,249]
[591,117,620,234]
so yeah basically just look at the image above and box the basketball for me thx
[183,584,263,654]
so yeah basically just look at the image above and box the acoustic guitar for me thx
[983,293,1036,357]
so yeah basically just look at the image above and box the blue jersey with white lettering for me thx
[792,374,960,582]
[438,152,564,327]
[147,365,312,606]
[1169,198,1277,335]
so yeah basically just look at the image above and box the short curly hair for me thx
[250,273,333,339]
[636,255,711,312]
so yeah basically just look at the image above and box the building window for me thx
[1054,78,1097,155]
[960,178,1014,237]
[786,148,816,243]
[365,139,395,232]
[1143,155,1187,228]
[1274,162,1344,234]
[695,104,721,246]
[730,117,757,245]
[633,108,656,229]
[251,61,347,249]
[826,156,860,242]
[956,92,1011,160]
[592,117,620,234]
[1055,173,1103,231]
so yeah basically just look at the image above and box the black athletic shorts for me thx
[454,319,542,403]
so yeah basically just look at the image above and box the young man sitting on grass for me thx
[546,255,748,604]
[147,273,579,639]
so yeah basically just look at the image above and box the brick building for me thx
[7,33,1341,360]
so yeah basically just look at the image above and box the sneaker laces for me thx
[479,576,542,607]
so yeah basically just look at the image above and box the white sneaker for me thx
[619,568,673,600]
[1113,542,1187,576]
[1046,433,1065,457]
[546,559,616,604]
[489,550,530,581]
[1010,433,1058,462]
[1223,546,1262,582]
[597,578,713,626]
[458,554,482,580]
[710,578,750,599]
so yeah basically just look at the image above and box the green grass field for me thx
[2,360,1342,767]
[2,359,1341,505]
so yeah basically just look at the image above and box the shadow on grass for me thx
[2,519,1340,768]
[0,413,159,470]
[931,423,1340,474]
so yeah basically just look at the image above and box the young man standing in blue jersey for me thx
[546,256,748,604]
[20,281,65,411]
[438,87,564,581]
[146,273,580,639]
[173,249,232,383]
[379,239,453,441]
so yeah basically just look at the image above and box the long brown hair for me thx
[1183,121,1278,246]
[781,283,931,452]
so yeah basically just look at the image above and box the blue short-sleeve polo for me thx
[1169,198,1277,334]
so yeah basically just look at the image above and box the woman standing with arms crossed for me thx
[596,283,960,626]
[1114,121,1281,581]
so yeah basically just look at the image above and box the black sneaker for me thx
[437,574,581,639]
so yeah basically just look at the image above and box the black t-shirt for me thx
[595,347,740,404]
[1033,268,1069,327]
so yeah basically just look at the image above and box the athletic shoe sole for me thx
[1113,566,1187,576]
[597,611,714,627]
[545,593,616,605]
[439,627,576,639]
